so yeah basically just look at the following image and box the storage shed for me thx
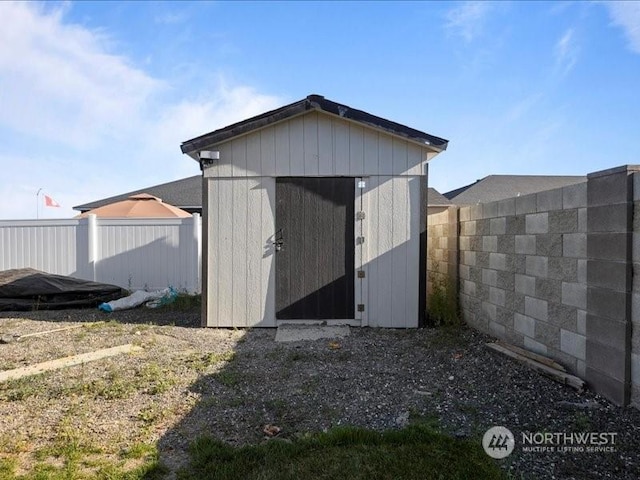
[181,94,448,328]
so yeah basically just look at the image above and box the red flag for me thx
[44,195,61,208]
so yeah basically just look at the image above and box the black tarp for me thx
[0,268,125,311]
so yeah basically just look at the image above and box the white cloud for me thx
[554,28,579,77]
[445,1,492,43]
[0,2,162,149]
[604,1,640,54]
[0,2,283,219]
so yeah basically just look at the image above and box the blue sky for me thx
[1,1,639,219]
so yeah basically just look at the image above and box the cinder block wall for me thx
[457,183,588,376]
[426,206,459,298]
[632,174,640,407]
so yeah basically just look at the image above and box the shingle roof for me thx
[181,94,448,157]
[74,176,202,213]
[444,175,586,205]
[427,188,452,206]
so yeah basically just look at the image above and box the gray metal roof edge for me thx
[180,94,448,155]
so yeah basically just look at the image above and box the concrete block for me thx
[489,321,506,337]
[526,255,548,278]
[482,268,498,287]
[463,280,476,297]
[577,260,587,284]
[634,234,640,264]
[526,212,549,234]
[459,265,470,280]
[498,198,516,217]
[469,235,482,251]
[549,210,578,233]
[593,234,631,266]
[470,266,482,284]
[634,172,640,202]
[476,219,490,236]
[496,306,513,327]
[497,235,515,254]
[525,296,548,321]
[536,234,563,257]
[462,221,476,236]
[587,170,631,206]
[563,233,586,258]
[587,260,630,292]
[511,291,526,314]
[578,207,587,232]
[482,236,497,252]
[490,217,506,235]
[587,287,628,322]
[506,215,526,235]
[577,309,587,335]
[497,270,515,291]
[586,340,628,382]
[525,336,548,355]
[489,253,508,271]
[548,302,577,331]
[577,359,586,378]
[537,188,563,212]
[563,182,587,209]
[482,301,497,322]
[459,236,470,251]
[515,274,536,296]
[515,235,536,254]
[459,207,471,222]
[632,353,640,388]
[476,251,490,268]
[462,251,476,266]
[514,256,526,274]
[477,283,490,300]
[514,313,536,337]
[587,204,630,233]
[548,257,577,281]
[469,204,483,220]
[535,320,560,349]
[585,314,631,349]
[585,366,628,406]
[560,330,586,360]
[562,282,587,309]
[484,202,498,218]
[516,194,537,215]
[536,278,562,303]
[490,287,506,307]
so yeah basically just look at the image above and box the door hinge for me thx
[356,211,366,220]
[356,236,365,245]
[357,304,365,312]
[357,270,365,278]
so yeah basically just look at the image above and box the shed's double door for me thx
[275,177,354,320]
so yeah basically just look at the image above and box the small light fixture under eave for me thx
[198,150,220,171]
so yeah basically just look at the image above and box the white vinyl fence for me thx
[0,214,201,293]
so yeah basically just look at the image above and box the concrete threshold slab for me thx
[275,324,351,343]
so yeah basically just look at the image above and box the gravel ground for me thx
[1,307,639,479]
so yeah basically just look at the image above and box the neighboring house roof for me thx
[427,188,451,206]
[444,175,586,205]
[181,94,449,158]
[74,176,202,213]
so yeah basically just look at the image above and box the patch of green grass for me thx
[215,370,240,387]
[184,351,236,372]
[120,442,158,460]
[178,424,506,480]
[0,458,17,478]
[0,375,45,402]
[137,363,176,395]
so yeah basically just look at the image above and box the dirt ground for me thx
[1,307,639,479]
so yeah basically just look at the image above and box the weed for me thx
[427,249,461,327]
[184,351,236,372]
[121,442,157,460]
[137,363,176,395]
[0,375,46,402]
[215,370,240,387]
[165,293,201,311]
[573,412,593,432]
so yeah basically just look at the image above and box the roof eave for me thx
[180,94,449,158]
